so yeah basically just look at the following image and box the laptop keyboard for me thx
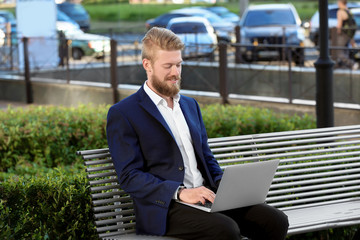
[196,201,213,209]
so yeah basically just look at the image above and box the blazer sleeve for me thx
[106,104,180,208]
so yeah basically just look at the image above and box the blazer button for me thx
[178,166,184,171]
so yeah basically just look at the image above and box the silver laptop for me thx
[177,159,280,212]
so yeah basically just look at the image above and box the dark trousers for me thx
[165,201,289,240]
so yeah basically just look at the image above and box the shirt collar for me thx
[143,81,181,106]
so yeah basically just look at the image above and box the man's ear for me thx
[143,58,152,72]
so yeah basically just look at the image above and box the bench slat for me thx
[93,196,132,206]
[95,216,136,226]
[94,209,135,219]
[91,190,126,199]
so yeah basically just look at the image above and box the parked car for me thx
[0,10,16,34]
[57,2,90,31]
[348,8,360,61]
[205,6,240,24]
[309,2,360,45]
[57,9,80,29]
[0,19,5,47]
[171,7,236,42]
[166,16,217,60]
[239,3,305,66]
[145,13,188,30]
[56,21,110,60]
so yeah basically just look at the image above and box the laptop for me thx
[176,159,280,212]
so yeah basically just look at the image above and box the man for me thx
[106,27,288,240]
[334,0,358,69]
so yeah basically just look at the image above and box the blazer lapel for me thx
[137,87,175,139]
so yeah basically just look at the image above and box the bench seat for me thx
[284,199,360,235]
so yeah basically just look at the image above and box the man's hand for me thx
[178,186,216,205]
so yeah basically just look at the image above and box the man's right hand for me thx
[178,186,216,205]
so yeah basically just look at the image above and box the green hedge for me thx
[0,104,109,172]
[0,104,315,173]
[0,169,98,240]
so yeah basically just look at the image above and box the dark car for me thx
[239,3,305,66]
[57,2,90,31]
[145,13,188,30]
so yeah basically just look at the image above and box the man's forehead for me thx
[155,49,182,64]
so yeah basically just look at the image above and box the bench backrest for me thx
[208,124,360,210]
[77,124,360,238]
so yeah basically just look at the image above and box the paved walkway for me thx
[0,100,31,110]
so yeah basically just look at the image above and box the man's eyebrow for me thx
[162,61,183,66]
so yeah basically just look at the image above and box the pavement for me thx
[0,100,32,110]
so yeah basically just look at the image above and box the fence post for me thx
[219,42,229,104]
[287,47,293,104]
[235,25,243,64]
[23,37,33,104]
[110,39,119,104]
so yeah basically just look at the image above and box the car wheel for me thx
[72,48,83,60]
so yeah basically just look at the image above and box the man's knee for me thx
[213,219,241,240]
[208,215,242,240]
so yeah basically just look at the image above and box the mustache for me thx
[167,75,181,81]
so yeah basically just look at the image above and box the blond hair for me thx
[141,27,184,62]
[338,0,347,4]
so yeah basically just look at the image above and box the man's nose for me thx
[170,65,180,76]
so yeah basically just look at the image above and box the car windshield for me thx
[197,13,224,24]
[59,4,87,15]
[170,22,207,34]
[244,9,296,27]
[58,11,73,22]
[0,12,15,22]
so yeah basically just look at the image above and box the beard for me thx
[151,73,181,97]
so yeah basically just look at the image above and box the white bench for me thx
[77,124,360,239]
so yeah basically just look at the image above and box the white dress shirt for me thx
[144,81,204,190]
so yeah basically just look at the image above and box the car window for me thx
[244,9,296,26]
[59,4,87,15]
[354,14,360,28]
[329,9,338,19]
[157,14,185,25]
[170,22,207,34]
[195,13,224,24]
[0,12,15,22]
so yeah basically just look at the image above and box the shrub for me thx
[201,104,316,138]
[0,169,98,239]
[0,104,109,172]
[0,104,315,172]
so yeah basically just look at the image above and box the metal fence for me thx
[1,27,359,109]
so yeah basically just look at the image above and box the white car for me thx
[56,21,110,60]
[309,2,360,45]
[167,16,218,60]
[171,7,236,43]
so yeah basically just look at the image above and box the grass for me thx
[83,0,322,24]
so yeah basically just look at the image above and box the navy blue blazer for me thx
[106,86,223,236]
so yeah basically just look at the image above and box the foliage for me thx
[0,104,109,172]
[0,169,98,240]
[0,104,315,173]
[201,104,316,138]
